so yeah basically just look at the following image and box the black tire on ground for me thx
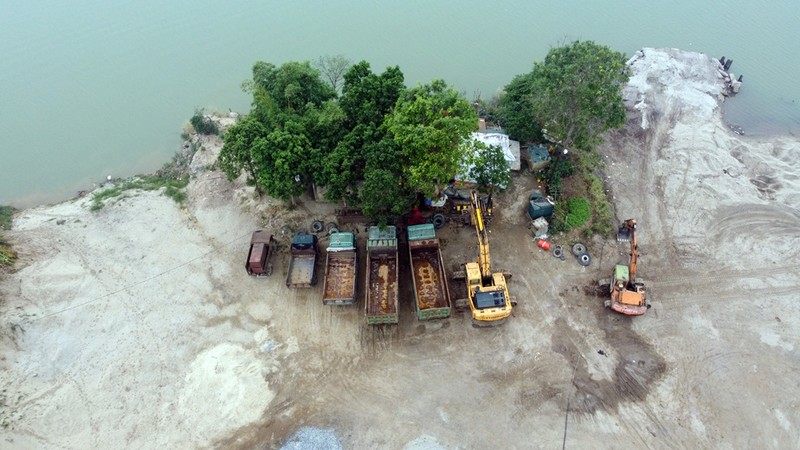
[578,252,592,266]
[432,214,446,229]
[311,220,324,233]
[572,243,587,256]
[326,222,338,232]
[553,246,563,258]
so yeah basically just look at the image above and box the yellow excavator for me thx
[460,190,513,326]
[602,219,650,315]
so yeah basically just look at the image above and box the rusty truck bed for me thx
[410,247,449,310]
[322,252,357,304]
[366,250,398,317]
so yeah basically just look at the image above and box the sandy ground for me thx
[2,48,799,449]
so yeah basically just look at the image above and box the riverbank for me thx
[1,48,799,449]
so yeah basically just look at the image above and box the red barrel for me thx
[537,240,551,251]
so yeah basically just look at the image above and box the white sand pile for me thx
[606,48,800,271]
[0,128,287,448]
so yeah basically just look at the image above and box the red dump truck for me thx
[322,232,358,305]
[245,230,276,276]
[407,224,451,320]
[365,226,399,324]
[285,232,319,288]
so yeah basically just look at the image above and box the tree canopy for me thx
[384,79,477,196]
[221,59,512,222]
[467,141,511,194]
[218,115,270,193]
[500,40,629,151]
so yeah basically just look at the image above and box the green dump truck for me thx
[365,226,399,325]
[407,224,451,320]
[322,232,358,305]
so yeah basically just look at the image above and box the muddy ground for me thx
[1,48,799,449]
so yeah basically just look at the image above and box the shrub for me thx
[544,155,575,199]
[0,205,13,231]
[190,108,219,135]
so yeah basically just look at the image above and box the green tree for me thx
[340,61,405,128]
[319,62,405,204]
[467,141,510,194]
[249,61,336,114]
[321,123,377,203]
[384,79,477,196]
[497,74,541,143]
[254,126,315,202]
[218,116,270,193]
[501,40,629,151]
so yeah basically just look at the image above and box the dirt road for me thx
[2,48,799,449]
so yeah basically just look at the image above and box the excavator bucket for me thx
[617,224,633,242]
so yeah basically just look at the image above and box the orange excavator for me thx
[602,219,650,315]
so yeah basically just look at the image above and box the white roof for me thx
[456,132,520,184]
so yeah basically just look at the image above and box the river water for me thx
[2,0,798,207]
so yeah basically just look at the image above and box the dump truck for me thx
[365,226,399,324]
[321,232,358,305]
[407,224,451,320]
[245,230,276,277]
[285,232,318,288]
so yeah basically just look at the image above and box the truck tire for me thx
[432,214,446,229]
[311,220,324,233]
[571,243,587,256]
[578,252,592,266]
[326,222,338,233]
[552,246,563,258]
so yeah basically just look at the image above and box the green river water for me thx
[2,0,798,207]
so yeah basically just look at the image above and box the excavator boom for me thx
[470,191,492,279]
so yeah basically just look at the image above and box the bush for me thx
[190,108,219,135]
[0,205,13,231]
[0,207,16,267]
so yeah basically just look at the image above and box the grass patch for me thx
[90,176,190,211]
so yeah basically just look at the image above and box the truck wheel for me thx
[572,243,587,256]
[578,252,592,266]
[432,214,446,229]
[311,220,324,233]
[552,246,563,258]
